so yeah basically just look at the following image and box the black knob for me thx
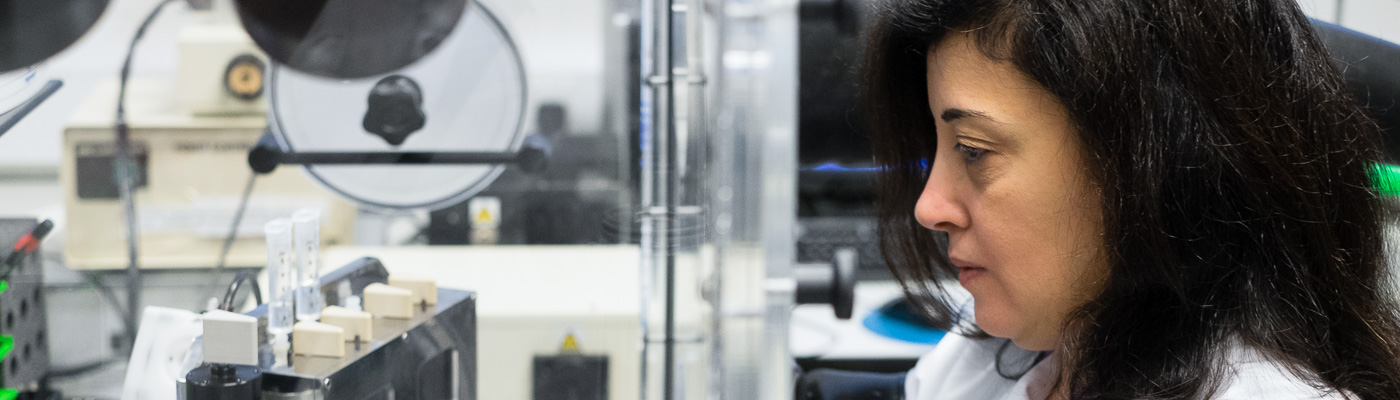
[362,75,426,146]
[184,363,262,400]
[795,247,857,319]
[247,132,282,174]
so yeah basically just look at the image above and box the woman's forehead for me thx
[924,32,1066,127]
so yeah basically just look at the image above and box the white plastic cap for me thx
[363,283,414,319]
[202,310,259,366]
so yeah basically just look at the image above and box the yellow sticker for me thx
[561,334,580,351]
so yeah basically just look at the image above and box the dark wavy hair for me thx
[862,0,1400,398]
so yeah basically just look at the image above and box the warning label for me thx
[468,196,501,229]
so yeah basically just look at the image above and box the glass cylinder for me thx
[264,219,295,338]
[293,208,323,321]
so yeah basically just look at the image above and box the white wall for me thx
[1300,0,1400,43]
[1336,0,1400,44]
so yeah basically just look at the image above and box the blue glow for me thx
[805,163,880,172]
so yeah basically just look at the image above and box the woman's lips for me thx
[950,257,987,285]
[958,266,987,284]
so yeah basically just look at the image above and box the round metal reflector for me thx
[269,1,525,211]
[0,0,108,73]
[233,0,466,79]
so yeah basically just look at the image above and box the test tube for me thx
[292,208,323,321]
[264,218,295,365]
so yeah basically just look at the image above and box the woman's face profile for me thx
[917,31,1108,351]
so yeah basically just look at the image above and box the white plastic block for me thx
[321,305,373,342]
[389,276,438,304]
[202,310,259,365]
[364,283,415,319]
[293,321,345,358]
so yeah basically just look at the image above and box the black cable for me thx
[112,0,177,352]
[117,0,178,129]
[202,173,257,309]
[221,269,263,312]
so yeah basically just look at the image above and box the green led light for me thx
[1371,163,1400,197]
[0,281,8,294]
[0,336,9,392]
[0,335,10,393]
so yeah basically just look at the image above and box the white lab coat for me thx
[905,332,1349,400]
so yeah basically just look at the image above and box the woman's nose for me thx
[914,159,970,232]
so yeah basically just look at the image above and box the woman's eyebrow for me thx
[940,108,999,123]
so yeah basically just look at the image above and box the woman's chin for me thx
[972,303,1018,339]
[972,304,1054,350]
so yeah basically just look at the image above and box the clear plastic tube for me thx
[264,219,295,349]
[293,208,323,321]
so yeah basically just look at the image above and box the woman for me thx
[862,0,1400,399]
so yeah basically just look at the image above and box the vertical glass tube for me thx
[293,208,323,322]
[264,218,294,365]
[707,0,799,398]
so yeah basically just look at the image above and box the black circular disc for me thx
[233,0,468,79]
[0,0,110,73]
[268,1,526,211]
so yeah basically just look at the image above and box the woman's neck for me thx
[1027,350,1068,400]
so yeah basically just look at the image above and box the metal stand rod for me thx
[640,0,679,397]
[247,133,552,174]
[278,152,521,164]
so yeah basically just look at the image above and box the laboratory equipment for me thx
[252,0,531,211]
[211,0,803,399]
[0,219,52,396]
[57,0,348,271]
[185,310,262,399]
[177,3,268,116]
[59,80,356,270]
[292,209,323,322]
[184,364,262,399]
[119,307,204,400]
[263,218,294,366]
[794,248,857,320]
[184,257,477,399]
[1,220,52,279]
[322,245,642,400]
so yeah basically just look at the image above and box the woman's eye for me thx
[953,142,988,164]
